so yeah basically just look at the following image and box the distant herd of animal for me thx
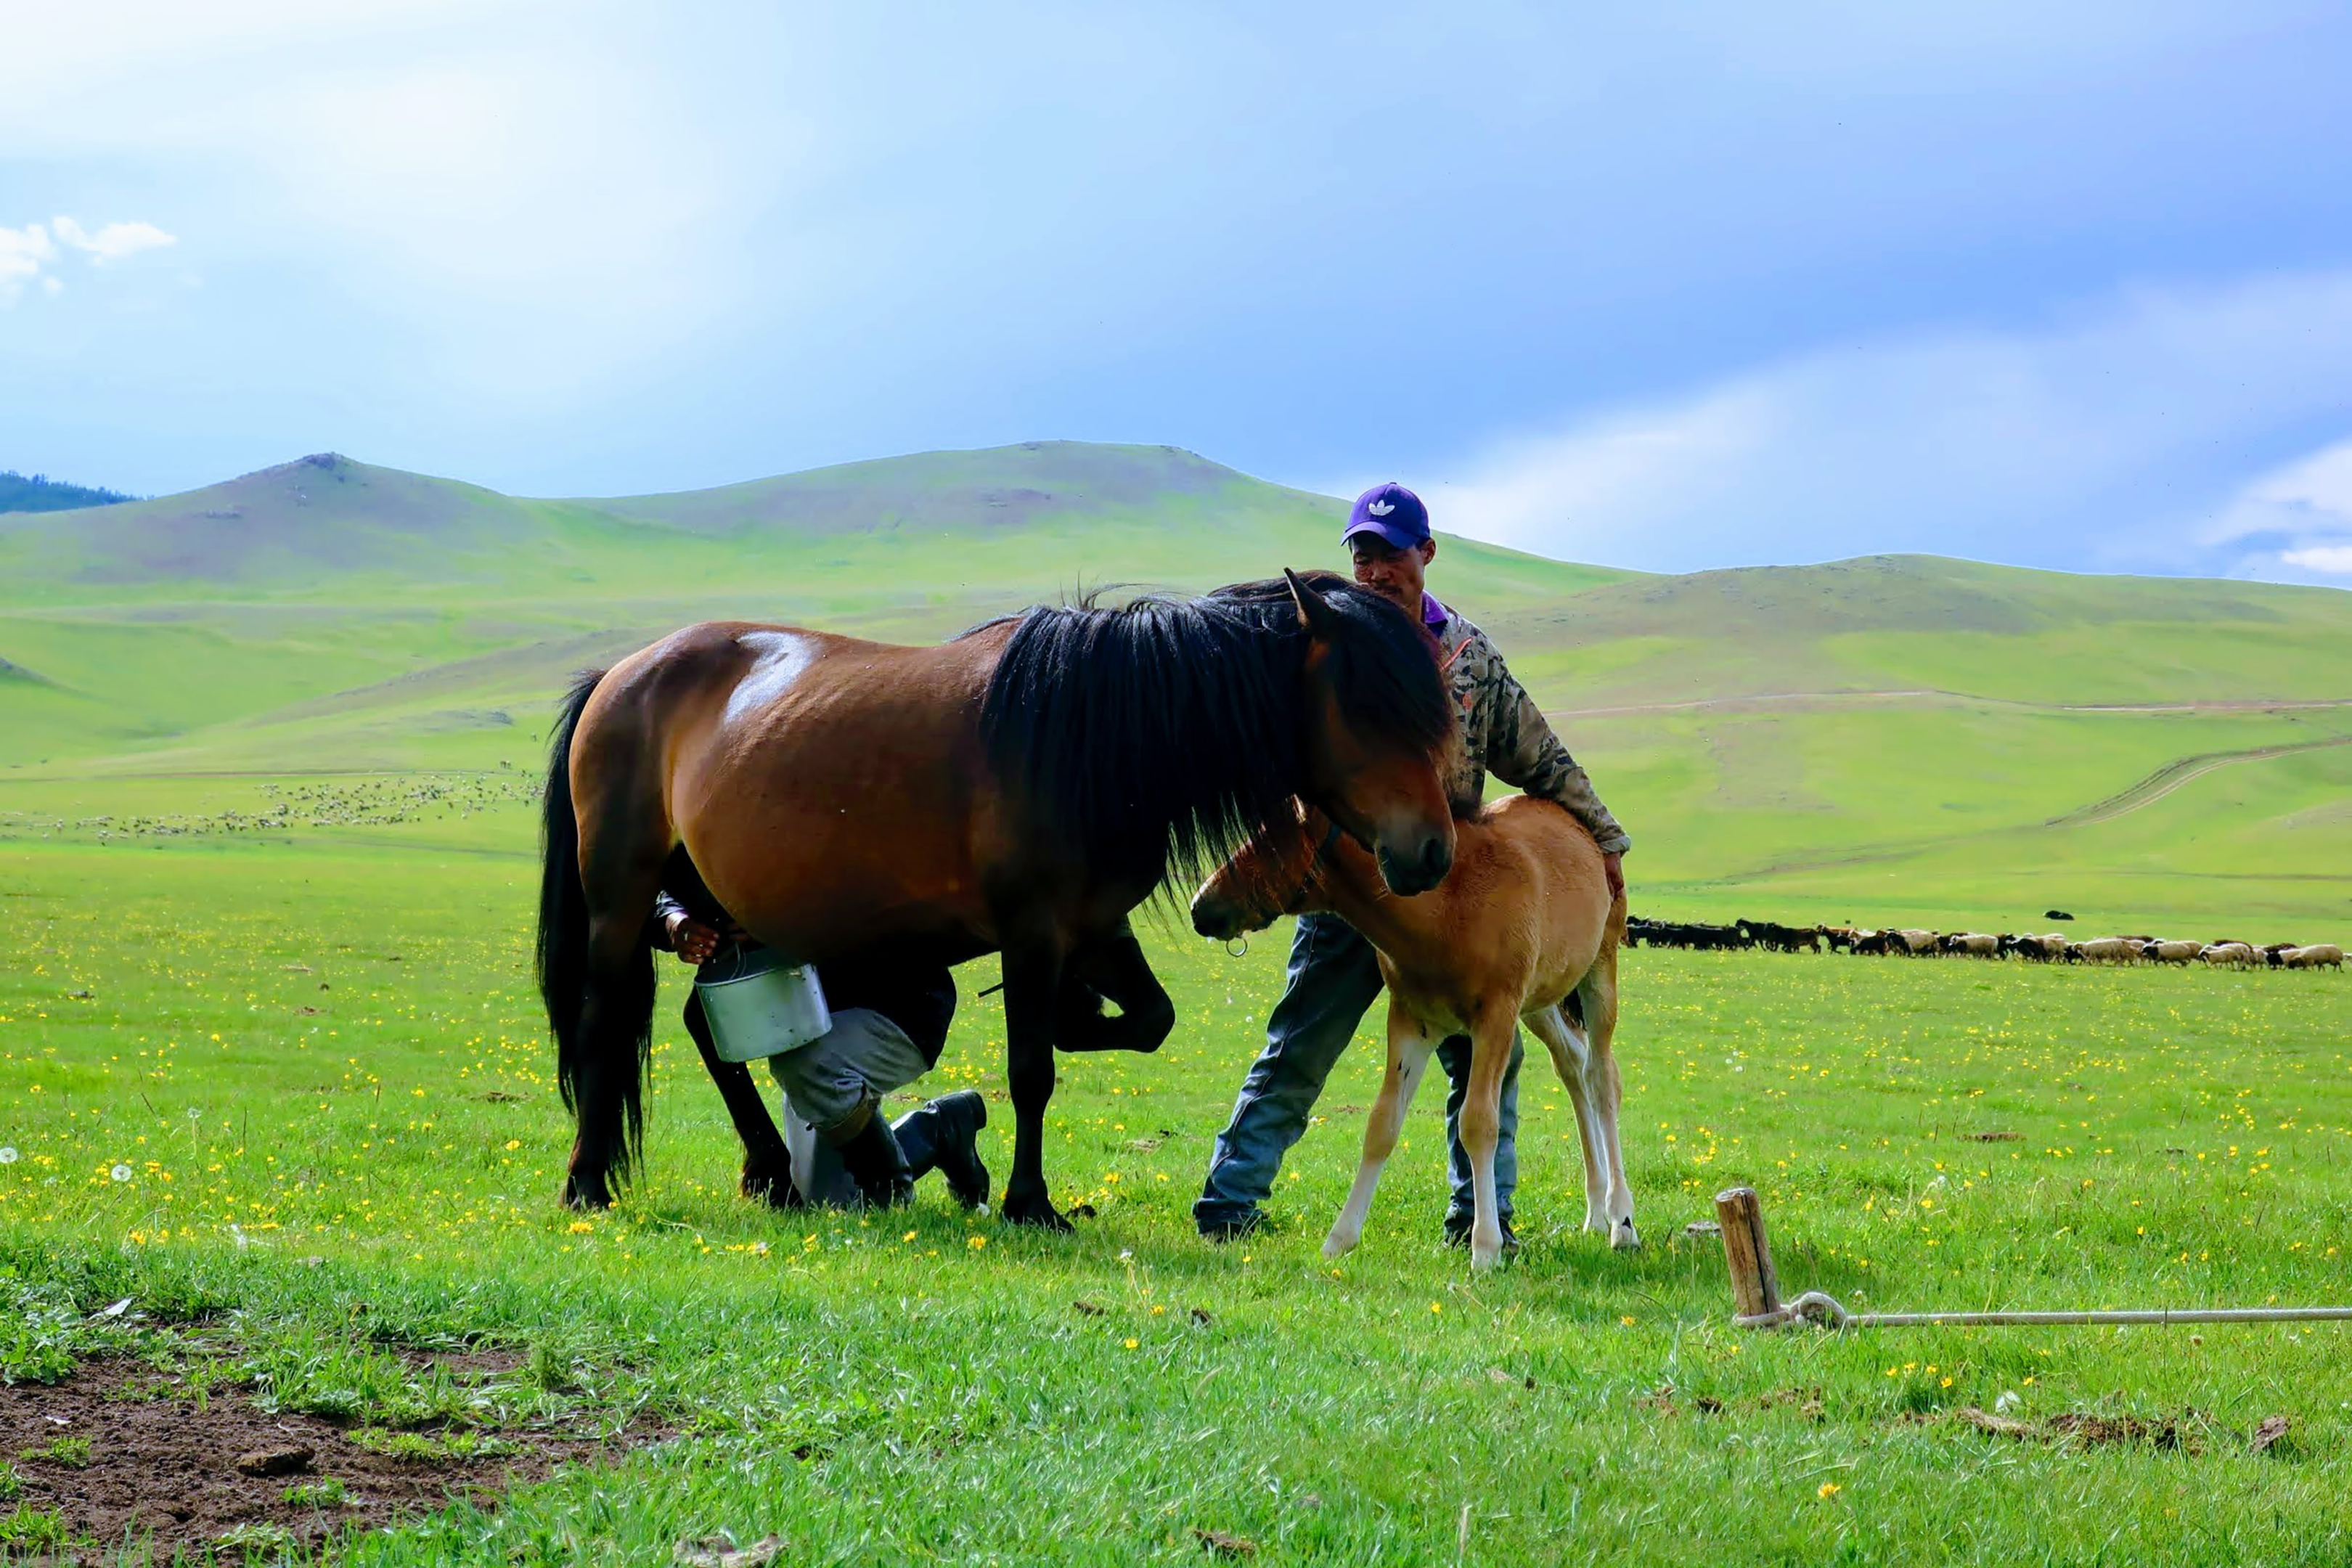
[1626,916,2343,969]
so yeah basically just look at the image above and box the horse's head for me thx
[1191,803,1332,942]
[1281,568,1456,896]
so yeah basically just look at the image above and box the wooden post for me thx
[1715,1185,1782,1325]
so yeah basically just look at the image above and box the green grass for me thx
[4,825,2351,1563]
[0,1505,72,1554]
[17,1436,89,1469]
[282,1477,352,1508]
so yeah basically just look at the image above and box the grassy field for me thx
[4,440,2350,1560]
[4,818,2351,1564]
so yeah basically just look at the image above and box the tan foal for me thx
[1193,795,1633,1270]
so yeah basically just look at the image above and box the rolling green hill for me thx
[2,441,2347,939]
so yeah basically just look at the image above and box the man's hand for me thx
[1602,851,1625,903]
[665,911,724,965]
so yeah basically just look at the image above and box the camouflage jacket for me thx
[1430,598,1630,856]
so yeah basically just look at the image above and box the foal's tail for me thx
[536,669,606,1117]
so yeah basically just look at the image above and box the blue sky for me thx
[7,1,2352,582]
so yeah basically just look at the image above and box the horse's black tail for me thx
[537,666,661,1202]
[537,669,605,1123]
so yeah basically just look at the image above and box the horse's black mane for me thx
[977,571,1455,889]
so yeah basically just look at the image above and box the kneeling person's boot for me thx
[830,1102,913,1209]
[891,1090,991,1211]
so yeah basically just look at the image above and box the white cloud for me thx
[2208,438,2352,580]
[0,223,58,293]
[2208,438,2352,543]
[1,215,175,298]
[2282,544,2352,574]
[1403,270,2352,583]
[50,216,176,263]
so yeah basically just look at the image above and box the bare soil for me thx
[4,1357,645,1564]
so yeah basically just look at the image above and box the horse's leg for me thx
[1457,1007,1519,1270]
[1052,924,1177,1055]
[1524,1004,1607,1236]
[682,993,798,1209]
[563,890,663,1208]
[1575,947,1638,1251]
[559,767,670,1209]
[1323,1008,1434,1259]
[997,934,1073,1231]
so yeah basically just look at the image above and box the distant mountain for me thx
[0,470,136,513]
[0,441,1620,605]
[0,444,1314,594]
[1,438,2347,932]
[570,441,1310,536]
[0,452,553,591]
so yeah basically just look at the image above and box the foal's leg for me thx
[1323,1010,1434,1259]
[1456,1008,1521,1270]
[1575,952,1638,1251]
[1524,1004,1607,1236]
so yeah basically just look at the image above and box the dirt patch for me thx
[4,1357,642,1563]
[1948,1405,2292,1455]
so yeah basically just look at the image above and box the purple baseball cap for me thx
[1342,481,1432,550]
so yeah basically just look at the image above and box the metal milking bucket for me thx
[693,944,831,1063]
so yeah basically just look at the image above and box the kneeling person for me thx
[659,892,990,1209]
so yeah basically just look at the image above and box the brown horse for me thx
[536,571,1459,1228]
[1192,793,1630,1268]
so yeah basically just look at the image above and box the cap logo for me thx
[1365,499,1395,517]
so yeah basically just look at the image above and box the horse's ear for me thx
[1283,568,1338,635]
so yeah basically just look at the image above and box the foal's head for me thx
[1190,802,1334,943]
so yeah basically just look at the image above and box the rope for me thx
[1741,1291,2352,1331]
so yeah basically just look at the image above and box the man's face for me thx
[1348,534,1436,611]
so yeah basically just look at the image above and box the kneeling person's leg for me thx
[767,1006,936,1206]
[891,1090,991,1210]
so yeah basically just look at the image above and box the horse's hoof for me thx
[560,1177,612,1212]
[743,1166,804,1210]
[1612,1220,1643,1251]
[1321,1233,1357,1261]
[1469,1243,1504,1271]
[999,1193,1074,1233]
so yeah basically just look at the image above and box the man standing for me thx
[1194,482,1629,1248]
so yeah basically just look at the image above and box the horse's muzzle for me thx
[1376,833,1453,897]
[1190,889,1247,943]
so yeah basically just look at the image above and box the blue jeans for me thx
[1196,912,1520,1230]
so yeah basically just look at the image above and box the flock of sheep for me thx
[1626,916,2342,969]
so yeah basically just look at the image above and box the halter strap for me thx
[1280,814,1347,913]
